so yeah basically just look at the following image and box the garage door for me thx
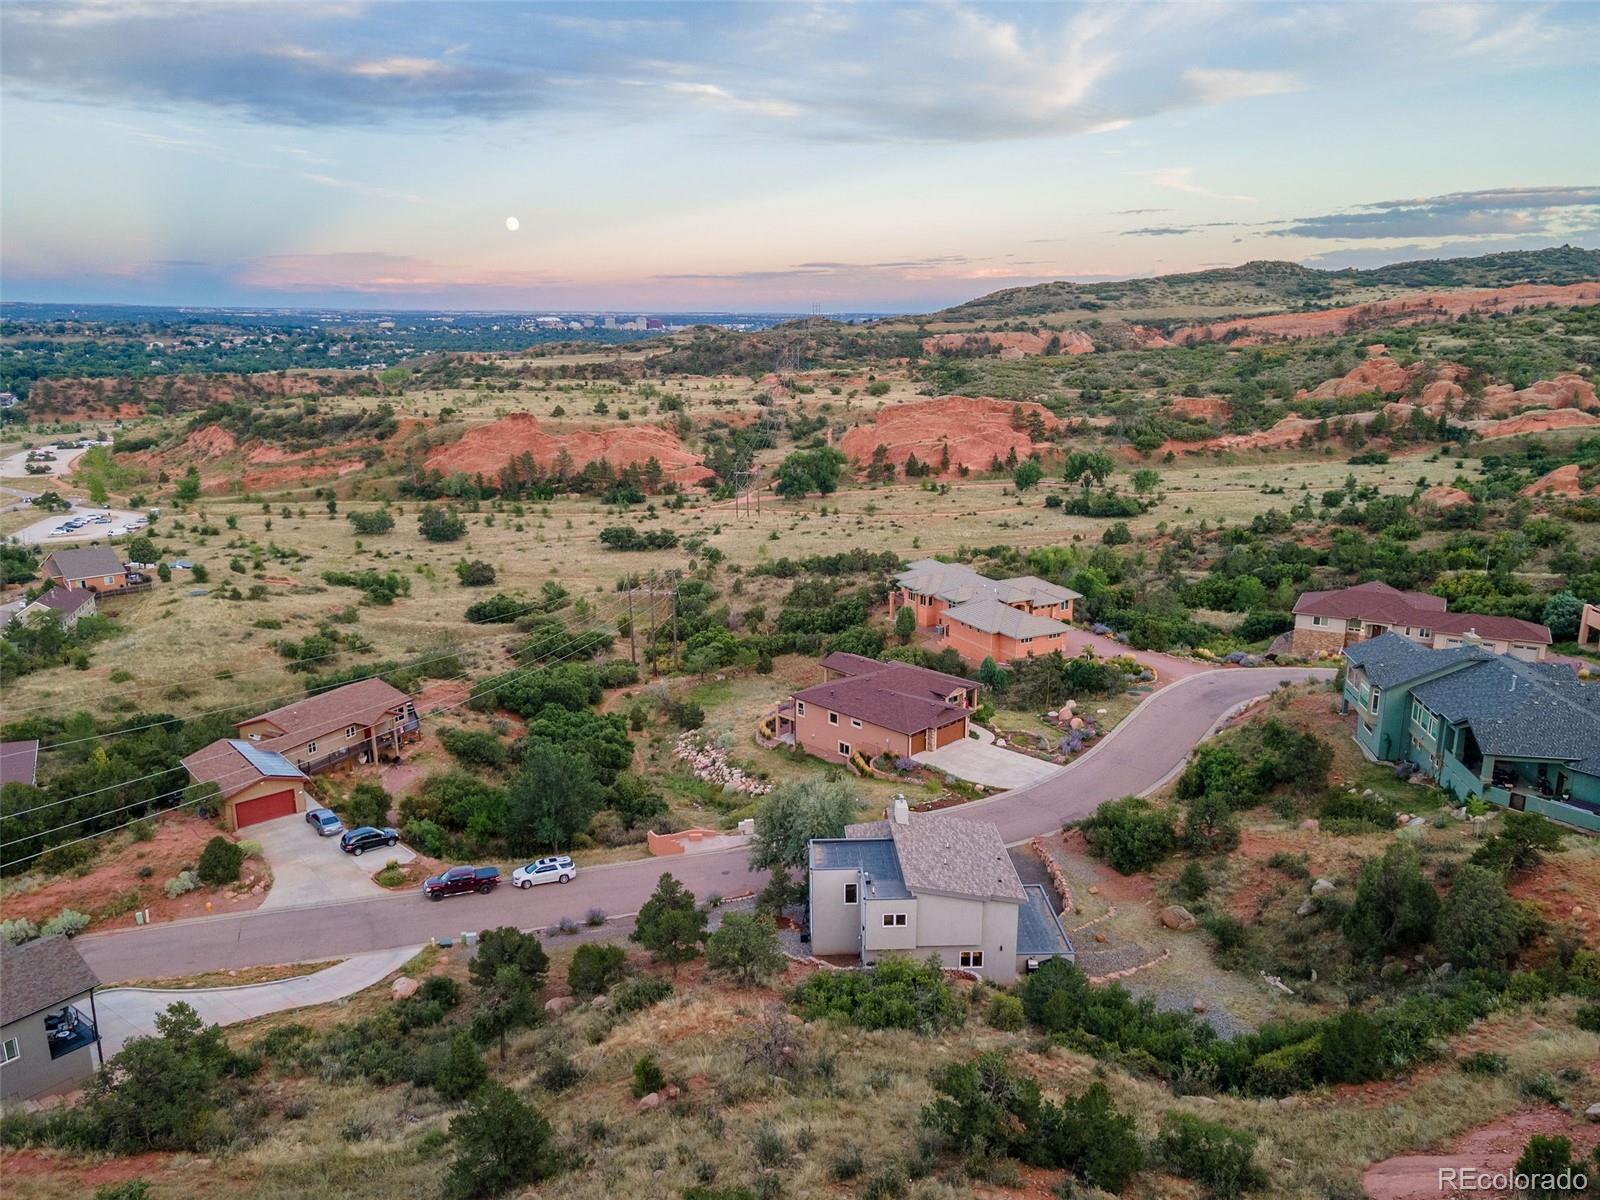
[234,789,297,828]
[935,719,967,748]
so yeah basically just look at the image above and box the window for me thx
[1,1037,18,1064]
[828,712,838,725]
[307,741,318,754]
[843,882,858,904]
[882,913,907,927]
[959,950,984,969]
[1311,615,1327,627]
[345,725,358,738]
[1369,687,1381,713]
[838,742,851,757]
[795,701,806,717]
[850,718,862,728]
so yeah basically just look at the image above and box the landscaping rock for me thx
[1160,905,1197,931]
[544,996,576,1016]
[390,977,420,1001]
[1311,878,1336,898]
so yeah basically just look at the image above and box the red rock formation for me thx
[1418,485,1473,511]
[424,413,713,487]
[1477,373,1598,418]
[1474,409,1600,439]
[1300,354,1413,400]
[1166,395,1231,422]
[920,330,1094,357]
[1520,464,1585,498]
[838,395,1057,474]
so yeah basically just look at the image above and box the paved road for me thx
[76,666,1330,983]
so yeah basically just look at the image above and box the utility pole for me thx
[670,579,680,672]
[645,573,658,676]
[627,586,637,665]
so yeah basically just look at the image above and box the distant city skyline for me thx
[2,1,1597,313]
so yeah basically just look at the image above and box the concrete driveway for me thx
[94,945,422,1056]
[914,737,1064,789]
[250,815,416,912]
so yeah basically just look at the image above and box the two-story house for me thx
[1292,581,1550,660]
[775,652,979,765]
[181,738,313,830]
[1342,632,1600,832]
[890,558,1082,665]
[807,797,1073,983]
[0,937,103,1103]
[234,678,420,776]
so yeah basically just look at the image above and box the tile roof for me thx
[1016,884,1074,958]
[182,737,307,799]
[0,740,39,788]
[42,546,124,581]
[942,597,1070,639]
[795,659,974,735]
[1296,582,1548,644]
[845,812,1026,904]
[1,936,100,1026]
[239,678,411,747]
[896,559,1081,609]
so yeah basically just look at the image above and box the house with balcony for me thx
[235,678,420,776]
[0,936,103,1103]
[773,652,978,765]
[181,738,312,831]
[807,797,1073,984]
[1342,632,1600,832]
[1292,581,1550,660]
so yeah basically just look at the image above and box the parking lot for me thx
[251,814,417,912]
[9,502,150,546]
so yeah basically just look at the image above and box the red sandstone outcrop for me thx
[838,395,1057,474]
[1477,373,1598,418]
[424,413,713,487]
[1521,464,1587,498]
[1301,354,1413,400]
[1418,485,1473,511]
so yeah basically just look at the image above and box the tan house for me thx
[0,937,103,1102]
[40,547,129,593]
[1291,581,1550,661]
[181,738,312,830]
[807,798,1073,984]
[235,678,420,775]
[20,586,97,630]
[891,558,1080,631]
[776,652,978,765]
[939,597,1073,665]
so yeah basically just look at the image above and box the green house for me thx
[1342,632,1600,833]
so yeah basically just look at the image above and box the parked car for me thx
[511,856,576,888]
[339,825,398,856]
[306,807,344,837]
[422,865,500,900]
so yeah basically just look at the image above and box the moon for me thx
[505,216,520,232]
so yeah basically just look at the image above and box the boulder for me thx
[544,996,576,1016]
[1299,818,1320,833]
[390,976,420,1001]
[590,994,612,1012]
[1311,878,1336,898]
[1191,998,1207,1014]
[1160,905,1197,931]
[1296,899,1317,918]
[637,1092,661,1112]
[1586,1102,1600,1122]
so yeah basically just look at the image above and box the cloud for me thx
[1181,67,1302,105]
[1151,167,1256,204]
[1271,185,1600,239]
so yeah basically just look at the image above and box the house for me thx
[0,740,39,788]
[1292,581,1550,660]
[808,797,1072,983]
[20,586,97,630]
[1343,631,1600,833]
[939,597,1074,665]
[776,652,979,765]
[181,738,312,830]
[234,678,420,776]
[39,546,129,594]
[892,559,1080,630]
[1577,603,1600,651]
[0,936,103,1102]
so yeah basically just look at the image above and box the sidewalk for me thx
[93,945,423,1056]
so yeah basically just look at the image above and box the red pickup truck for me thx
[422,865,500,901]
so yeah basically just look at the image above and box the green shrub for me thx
[1,917,41,945]
[1245,1036,1323,1097]
[445,1083,555,1199]
[792,954,962,1033]
[40,909,90,938]
[609,976,672,1016]
[1342,842,1438,959]
[1156,1111,1267,1193]
[196,836,244,886]
[986,993,1025,1031]
[1458,1050,1509,1075]
[538,1054,582,1092]
[705,913,785,986]
[431,1031,488,1101]
[830,1144,866,1181]
[1079,796,1176,874]
[1317,1011,1386,1084]
[568,943,628,999]
[163,870,199,899]
[631,1054,665,1098]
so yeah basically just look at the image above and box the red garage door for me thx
[234,789,296,828]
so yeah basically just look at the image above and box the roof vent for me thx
[892,794,910,826]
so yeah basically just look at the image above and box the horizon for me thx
[3,1,1598,312]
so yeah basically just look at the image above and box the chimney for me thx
[1462,629,1483,647]
[892,794,910,826]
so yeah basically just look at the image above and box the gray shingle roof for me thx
[896,559,1081,609]
[842,812,1026,903]
[1342,631,1490,688]
[1,936,100,1026]
[42,546,124,582]
[182,737,307,799]
[942,598,1069,639]
[1412,654,1600,773]
[0,740,39,788]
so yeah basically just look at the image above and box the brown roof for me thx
[0,740,39,788]
[1,936,100,1026]
[820,651,977,692]
[32,586,96,614]
[182,738,307,799]
[41,546,125,582]
[239,679,411,747]
[1294,582,1548,644]
[795,659,973,736]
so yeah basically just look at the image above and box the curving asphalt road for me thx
[75,666,1331,984]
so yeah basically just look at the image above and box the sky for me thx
[2,0,1598,314]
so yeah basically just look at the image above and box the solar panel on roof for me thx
[228,739,303,778]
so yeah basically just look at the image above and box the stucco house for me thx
[1292,581,1549,660]
[235,678,420,775]
[20,586,97,630]
[1342,632,1600,832]
[808,797,1073,983]
[181,738,312,830]
[777,652,979,765]
[39,546,130,594]
[0,936,103,1103]
[892,559,1079,629]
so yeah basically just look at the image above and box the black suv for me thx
[340,826,399,856]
